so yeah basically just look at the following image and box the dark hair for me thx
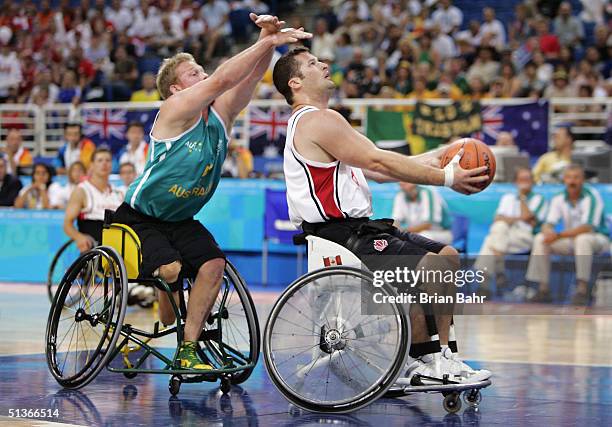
[273,47,310,105]
[126,121,144,131]
[119,161,136,172]
[64,122,82,132]
[91,146,113,162]
[557,124,575,142]
[32,162,54,186]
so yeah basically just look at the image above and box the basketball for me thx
[440,138,496,190]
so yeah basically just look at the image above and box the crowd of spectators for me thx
[270,0,612,102]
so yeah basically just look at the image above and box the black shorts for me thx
[303,218,447,272]
[112,203,225,280]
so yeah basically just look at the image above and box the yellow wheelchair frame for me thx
[45,213,260,396]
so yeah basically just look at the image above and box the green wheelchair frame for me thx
[45,219,260,396]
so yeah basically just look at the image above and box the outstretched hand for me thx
[445,148,490,194]
[269,27,313,46]
[250,13,284,35]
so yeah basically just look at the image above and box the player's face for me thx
[92,153,113,177]
[297,53,335,92]
[174,61,209,92]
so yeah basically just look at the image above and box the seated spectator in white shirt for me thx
[526,164,610,305]
[117,122,148,175]
[49,161,86,209]
[474,168,547,295]
[478,7,506,50]
[392,182,453,246]
[14,163,61,210]
[431,0,463,35]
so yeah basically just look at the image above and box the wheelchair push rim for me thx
[263,266,410,413]
[46,246,128,389]
[198,260,260,385]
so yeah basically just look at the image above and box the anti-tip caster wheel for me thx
[220,377,231,394]
[169,375,182,396]
[443,392,462,414]
[463,389,482,408]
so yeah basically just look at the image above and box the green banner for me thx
[412,101,482,140]
[365,108,445,154]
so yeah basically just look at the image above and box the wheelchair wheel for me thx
[47,240,80,305]
[200,260,260,385]
[264,266,410,413]
[46,246,128,389]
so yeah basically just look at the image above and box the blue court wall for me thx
[1,180,611,286]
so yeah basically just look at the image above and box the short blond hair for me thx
[156,52,196,100]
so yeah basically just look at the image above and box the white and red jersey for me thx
[284,106,373,227]
[78,180,124,221]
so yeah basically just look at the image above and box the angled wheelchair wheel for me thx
[47,240,80,305]
[46,246,128,389]
[200,260,260,385]
[264,266,410,413]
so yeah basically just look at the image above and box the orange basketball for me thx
[440,138,496,190]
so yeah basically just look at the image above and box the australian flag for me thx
[248,106,292,157]
[81,108,157,155]
[473,101,549,158]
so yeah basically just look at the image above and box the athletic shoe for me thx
[400,353,466,386]
[177,341,213,370]
[442,347,491,382]
[571,292,589,306]
[528,289,553,303]
[127,283,156,307]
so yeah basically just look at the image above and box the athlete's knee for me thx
[157,261,182,284]
[196,258,226,286]
[439,245,460,268]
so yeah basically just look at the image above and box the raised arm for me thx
[161,26,311,127]
[214,14,307,126]
[305,109,488,194]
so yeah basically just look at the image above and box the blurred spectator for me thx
[0,156,22,206]
[490,131,519,180]
[2,129,32,176]
[360,25,381,60]
[456,20,482,48]
[474,168,547,296]
[221,143,253,179]
[105,0,132,33]
[535,17,560,59]
[431,0,463,35]
[467,75,488,100]
[201,0,231,61]
[430,23,457,62]
[30,69,60,105]
[593,24,610,61]
[0,41,22,102]
[532,50,553,84]
[117,122,148,175]
[499,62,521,97]
[466,46,499,86]
[314,0,338,33]
[48,161,86,209]
[118,161,137,193]
[107,45,138,101]
[526,164,609,305]
[392,182,453,245]
[130,72,160,102]
[478,7,506,50]
[153,14,184,58]
[311,18,335,61]
[57,70,82,104]
[509,3,533,45]
[408,76,439,99]
[127,3,162,39]
[544,69,574,99]
[553,2,584,48]
[337,0,370,23]
[55,123,97,174]
[14,163,57,209]
[580,0,606,24]
[532,125,574,183]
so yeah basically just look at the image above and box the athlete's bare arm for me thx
[63,187,93,252]
[363,145,445,183]
[215,15,310,127]
[296,109,488,194]
[157,28,311,137]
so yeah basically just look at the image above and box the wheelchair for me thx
[45,214,260,396]
[263,236,490,414]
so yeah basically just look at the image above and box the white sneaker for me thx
[402,353,465,385]
[442,347,492,382]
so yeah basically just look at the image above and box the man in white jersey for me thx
[526,164,610,305]
[272,47,491,384]
[64,147,125,252]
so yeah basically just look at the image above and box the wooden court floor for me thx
[1,283,611,426]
